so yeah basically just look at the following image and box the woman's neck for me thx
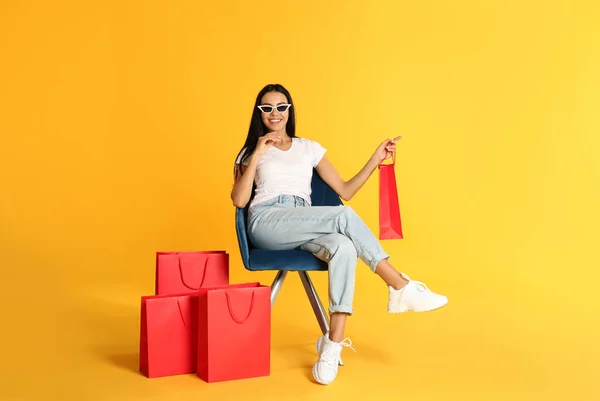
[273,132,293,150]
[275,131,291,142]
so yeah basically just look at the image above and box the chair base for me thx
[270,270,344,367]
[270,270,330,335]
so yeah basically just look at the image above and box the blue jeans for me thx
[248,195,390,315]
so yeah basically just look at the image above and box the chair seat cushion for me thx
[248,249,328,271]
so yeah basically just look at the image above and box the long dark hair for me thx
[235,84,296,168]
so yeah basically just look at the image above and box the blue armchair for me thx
[235,169,342,335]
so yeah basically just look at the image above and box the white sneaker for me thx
[316,334,345,366]
[312,333,356,385]
[388,273,448,313]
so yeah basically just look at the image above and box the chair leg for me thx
[298,271,330,335]
[270,270,288,306]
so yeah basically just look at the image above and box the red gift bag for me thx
[139,292,198,378]
[139,283,260,378]
[378,154,404,240]
[197,283,271,382]
[155,251,229,295]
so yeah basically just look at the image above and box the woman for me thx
[231,84,448,385]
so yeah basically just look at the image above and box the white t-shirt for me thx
[235,137,327,208]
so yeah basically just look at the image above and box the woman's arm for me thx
[315,136,401,202]
[230,132,283,208]
[230,158,258,208]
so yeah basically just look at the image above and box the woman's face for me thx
[259,91,290,133]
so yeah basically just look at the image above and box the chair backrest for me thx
[235,169,342,269]
[310,169,344,208]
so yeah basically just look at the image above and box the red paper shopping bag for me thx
[155,251,229,295]
[378,154,404,240]
[197,283,271,382]
[139,292,198,378]
[140,282,260,378]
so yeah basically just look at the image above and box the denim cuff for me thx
[368,252,390,273]
[329,304,354,315]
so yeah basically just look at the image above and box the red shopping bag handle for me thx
[178,255,210,290]
[225,291,256,324]
[378,152,396,167]
[177,298,192,330]
[378,137,401,168]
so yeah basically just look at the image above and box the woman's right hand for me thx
[253,132,282,158]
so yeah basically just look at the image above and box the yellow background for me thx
[1,1,599,400]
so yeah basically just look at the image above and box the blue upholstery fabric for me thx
[235,169,343,272]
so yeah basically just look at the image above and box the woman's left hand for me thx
[372,136,402,164]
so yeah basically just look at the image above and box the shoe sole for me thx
[312,364,333,385]
[388,299,449,313]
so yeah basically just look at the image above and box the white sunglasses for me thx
[257,104,292,114]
